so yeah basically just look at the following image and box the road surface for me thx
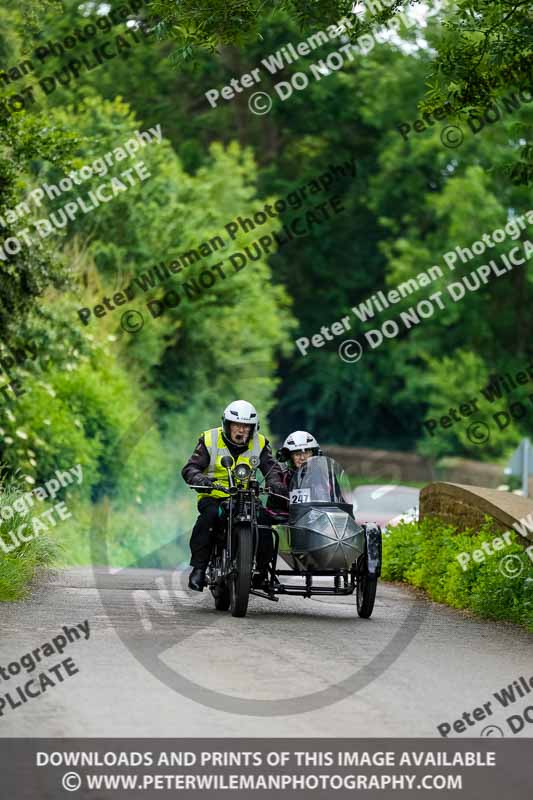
[1,565,532,738]
[350,484,420,529]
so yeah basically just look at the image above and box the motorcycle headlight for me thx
[235,463,251,481]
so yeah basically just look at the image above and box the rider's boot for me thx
[188,566,206,591]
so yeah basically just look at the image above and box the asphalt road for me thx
[350,484,420,529]
[1,565,532,738]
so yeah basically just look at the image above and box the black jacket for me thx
[181,429,287,496]
[266,465,295,512]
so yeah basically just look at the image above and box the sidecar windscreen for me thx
[289,456,350,504]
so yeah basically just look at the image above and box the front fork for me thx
[227,515,259,577]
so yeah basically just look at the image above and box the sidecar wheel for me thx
[357,572,377,618]
[230,524,253,618]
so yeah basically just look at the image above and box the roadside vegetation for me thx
[0,480,58,601]
[382,517,533,631]
[1,0,531,599]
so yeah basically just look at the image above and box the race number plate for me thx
[290,489,311,503]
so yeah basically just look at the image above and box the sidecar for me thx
[259,456,382,618]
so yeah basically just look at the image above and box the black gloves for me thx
[192,476,214,492]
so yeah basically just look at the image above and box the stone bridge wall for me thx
[420,482,533,542]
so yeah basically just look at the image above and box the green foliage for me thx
[150,0,355,56]
[1,0,532,604]
[382,517,533,630]
[416,350,533,460]
[54,497,193,569]
[0,481,58,601]
[0,345,176,504]
[0,108,77,336]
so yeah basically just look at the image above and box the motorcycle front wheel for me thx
[229,524,253,617]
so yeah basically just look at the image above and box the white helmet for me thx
[222,400,260,441]
[279,430,320,461]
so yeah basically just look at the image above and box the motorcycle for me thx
[188,455,382,619]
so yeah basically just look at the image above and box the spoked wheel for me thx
[356,565,377,619]
[229,524,253,617]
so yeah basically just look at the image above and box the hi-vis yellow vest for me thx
[198,427,265,500]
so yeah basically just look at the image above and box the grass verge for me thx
[0,488,193,601]
[0,485,59,601]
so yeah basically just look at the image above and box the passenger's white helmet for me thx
[222,400,259,440]
[279,430,321,461]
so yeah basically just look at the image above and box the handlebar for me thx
[186,483,287,499]
[266,489,290,502]
[186,483,240,495]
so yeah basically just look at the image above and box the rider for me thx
[182,400,287,591]
[268,430,321,512]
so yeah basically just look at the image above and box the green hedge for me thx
[382,517,533,631]
[0,484,59,601]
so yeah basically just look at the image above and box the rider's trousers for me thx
[189,497,274,570]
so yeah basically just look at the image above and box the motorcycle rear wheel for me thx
[229,524,253,617]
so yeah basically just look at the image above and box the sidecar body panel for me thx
[276,457,365,572]
[278,504,365,571]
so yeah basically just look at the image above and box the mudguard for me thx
[363,522,382,578]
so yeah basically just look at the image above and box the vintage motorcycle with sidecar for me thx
[188,454,382,618]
